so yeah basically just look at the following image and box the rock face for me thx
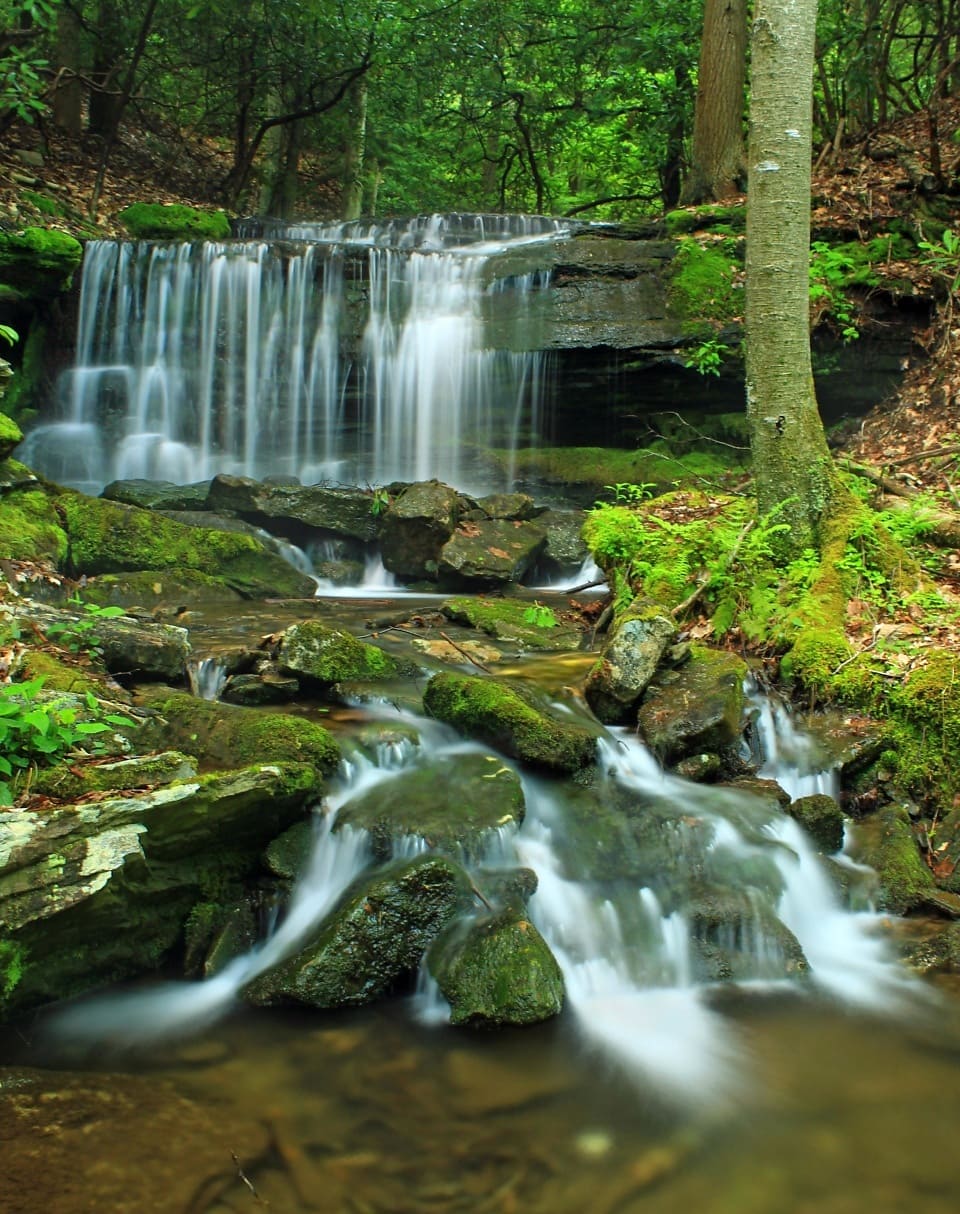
[423,672,597,773]
[438,519,547,586]
[276,620,412,684]
[636,644,748,764]
[0,761,323,1016]
[335,753,525,860]
[850,804,934,913]
[244,854,470,1008]
[380,481,460,578]
[428,909,564,1026]
[584,603,678,724]
[205,474,381,544]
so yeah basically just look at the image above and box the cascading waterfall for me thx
[44,693,920,1105]
[21,214,565,495]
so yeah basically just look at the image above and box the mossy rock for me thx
[423,672,596,774]
[787,793,845,853]
[0,488,68,563]
[688,886,807,982]
[244,854,471,1009]
[276,620,413,684]
[118,204,231,241]
[184,898,259,979]
[0,411,23,460]
[0,228,83,299]
[664,205,746,237]
[428,909,564,1026]
[59,492,316,598]
[102,479,211,511]
[585,600,679,724]
[31,751,197,802]
[335,753,525,861]
[14,649,131,702]
[263,819,316,881]
[666,237,741,322]
[140,690,340,776]
[380,480,460,579]
[80,569,245,610]
[851,805,934,914]
[636,644,747,763]
[441,596,584,652]
[885,650,960,812]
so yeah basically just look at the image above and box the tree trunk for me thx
[681,0,748,204]
[745,0,838,556]
[52,6,84,136]
[342,79,368,220]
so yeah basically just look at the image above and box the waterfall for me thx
[22,214,566,495]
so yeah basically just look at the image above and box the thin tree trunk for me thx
[342,79,368,220]
[52,6,84,135]
[682,0,748,204]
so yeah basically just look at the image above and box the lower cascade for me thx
[43,687,920,1107]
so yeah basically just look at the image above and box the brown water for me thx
[3,985,960,1214]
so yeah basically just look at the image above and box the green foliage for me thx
[43,596,128,663]
[522,602,558,629]
[0,678,134,806]
[0,324,17,346]
[368,486,391,516]
[917,227,960,298]
[684,336,731,377]
[604,481,655,505]
[809,241,870,341]
[667,238,741,322]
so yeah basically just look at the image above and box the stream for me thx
[3,590,959,1214]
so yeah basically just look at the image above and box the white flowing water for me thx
[21,214,566,495]
[186,655,228,701]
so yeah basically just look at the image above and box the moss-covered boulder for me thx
[80,569,245,610]
[221,671,300,706]
[0,228,83,300]
[441,596,584,652]
[276,620,411,684]
[851,804,934,914]
[0,412,23,459]
[584,601,678,724]
[118,204,231,241]
[140,690,341,775]
[423,672,596,773]
[244,854,470,1009]
[438,519,547,586]
[205,475,380,544]
[636,644,748,763]
[428,909,564,1026]
[0,761,319,1016]
[0,488,68,563]
[787,793,845,853]
[14,648,131,701]
[31,751,196,801]
[335,753,525,860]
[59,492,316,598]
[380,480,460,579]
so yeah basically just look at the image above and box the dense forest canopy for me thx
[1,0,957,219]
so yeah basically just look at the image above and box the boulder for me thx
[849,804,934,913]
[244,854,470,1008]
[636,644,748,762]
[438,519,547,586]
[80,569,245,610]
[428,909,564,1026]
[688,886,808,982]
[276,620,413,684]
[101,478,210,511]
[221,671,300,705]
[0,227,83,300]
[205,474,380,544]
[584,601,678,723]
[423,672,596,773]
[335,753,525,860]
[787,793,846,853]
[441,595,584,651]
[535,509,590,576]
[473,492,539,520]
[380,480,460,579]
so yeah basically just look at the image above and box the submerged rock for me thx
[584,601,678,724]
[636,643,748,762]
[428,909,564,1026]
[335,752,525,860]
[423,672,597,773]
[244,854,470,1008]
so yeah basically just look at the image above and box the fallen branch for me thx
[836,457,918,498]
[438,630,492,673]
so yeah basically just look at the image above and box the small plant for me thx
[522,601,558,628]
[44,596,127,662]
[809,242,861,342]
[684,336,730,376]
[603,482,656,505]
[917,227,960,298]
[368,486,391,516]
[0,678,134,805]
[0,324,18,347]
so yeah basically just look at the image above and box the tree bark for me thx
[342,79,368,220]
[745,0,838,555]
[51,6,84,136]
[681,0,748,204]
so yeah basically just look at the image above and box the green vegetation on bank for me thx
[118,204,231,241]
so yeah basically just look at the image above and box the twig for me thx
[470,883,494,911]
[563,576,607,594]
[672,519,754,619]
[231,1152,267,1206]
[880,443,960,467]
[438,630,492,673]
[836,457,918,499]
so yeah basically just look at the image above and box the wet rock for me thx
[474,491,539,520]
[244,854,470,1008]
[922,806,960,896]
[636,644,748,762]
[428,908,564,1026]
[899,919,960,974]
[276,620,413,684]
[379,480,460,579]
[438,518,547,586]
[441,595,584,651]
[787,793,845,853]
[101,478,210,510]
[205,474,380,544]
[423,672,597,773]
[80,569,245,609]
[184,897,259,978]
[584,601,678,724]
[532,509,589,576]
[849,805,935,913]
[688,887,808,982]
[31,751,197,801]
[221,671,300,705]
[672,753,723,782]
[335,752,525,860]
[264,818,317,881]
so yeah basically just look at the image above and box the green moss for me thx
[0,228,83,298]
[16,649,119,699]
[664,205,746,236]
[0,939,26,1001]
[667,237,741,322]
[854,805,934,913]
[0,488,68,562]
[118,203,231,241]
[0,410,23,458]
[1,321,47,424]
[59,492,315,597]
[21,189,66,218]
[488,445,736,494]
[423,672,596,773]
[277,620,411,683]
[441,596,583,651]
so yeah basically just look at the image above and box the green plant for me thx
[0,678,134,805]
[44,596,127,662]
[917,227,960,298]
[684,336,730,376]
[810,241,862,341]
[368,486,391,516]
[522,601,558,628]
[602,481,656,505]
[0,324,17,347]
